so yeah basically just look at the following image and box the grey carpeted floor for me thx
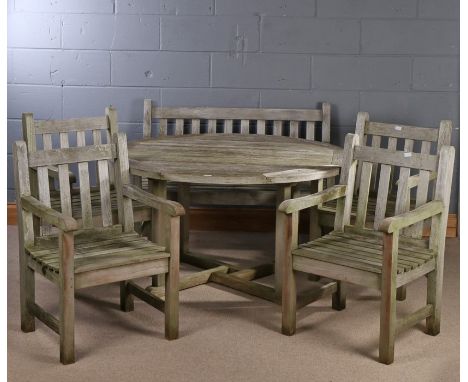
[7,226,459,381]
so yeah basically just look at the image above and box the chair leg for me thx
[426,270,441,335]
[59,232,75,365]
[281,258,297,335]
[165,216,180,341]
[379,282,397,365]
[332,281,346,311]
[379,232,397,365]
[120,281,134,312]
[396,286,406,301]
[20,265,35,333]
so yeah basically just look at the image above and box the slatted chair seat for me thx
[293,231,434,275]
[26,230,169,275]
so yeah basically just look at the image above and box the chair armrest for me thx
[396,172,437,189]
[278,185,347,214]
[122,184,185,217]
[21,195,79,232]
[378,200,444,234]
[47,166,77,184]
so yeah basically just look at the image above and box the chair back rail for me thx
[352,112,452,238]
[143,99,331,143]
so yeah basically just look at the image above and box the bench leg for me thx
[20,264,35,333]
[396,286,406,301]
[426,270,441,335]
[332,281,346,311]
[120,281,134,312]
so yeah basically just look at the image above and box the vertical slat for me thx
[224,119,233,134]
[355,161,373,227]
[373,137,397,230]
[37,165,51,234]
[289,121,299,138]
[76,131,93,228]
[306,121,315,140]
[240,119,249,135]
[175,119,184,136]
[273,120,282,136]
[93,129,102,186]
[159,119,168,137]
[143,99,152,138]
[22,113,40,235]
[256,120,265,135]
[38,133,52,234]
[321,102,331,143]
[191,119,200,135]
[407,140,431,237]
[353,112,369,193]
[334,134,359,231]
[106,107,118,185]
[97,159,113,227]
[394,139,414,216]
[114,133,134,232]
[370,135,381,192]
[207,119,216,134]
[58,133,72,216]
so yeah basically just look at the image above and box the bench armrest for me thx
[378,200,444,234]
[21,195,79,232]
[278,185,347,214]
[122,184,185,217]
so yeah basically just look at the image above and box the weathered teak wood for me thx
[21,110,151,233]
[279,128,455,364]
[14,123,184,363]
[128,133,341,307]
[141,99,333,207]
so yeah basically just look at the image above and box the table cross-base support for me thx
[143,180,338,308]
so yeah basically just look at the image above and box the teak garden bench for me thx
[14,127,183,364]
[279,130,455,364]
[142,99,332,207]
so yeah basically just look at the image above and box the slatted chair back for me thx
[354,113,452,195]
[143,99,331,142]
[20,109,128,234]
[335,132,454,240]
[352,113,452,236]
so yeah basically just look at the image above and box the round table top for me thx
[127,134,343,185]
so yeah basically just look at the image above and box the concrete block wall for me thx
[7,0,459,212]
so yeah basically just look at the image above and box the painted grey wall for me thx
[7,0,459,212]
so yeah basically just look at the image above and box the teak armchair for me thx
[279,131,455,364]
[14,128,183,364]
[317,113,452,300]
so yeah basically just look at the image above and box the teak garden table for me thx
[128,134,343,305]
